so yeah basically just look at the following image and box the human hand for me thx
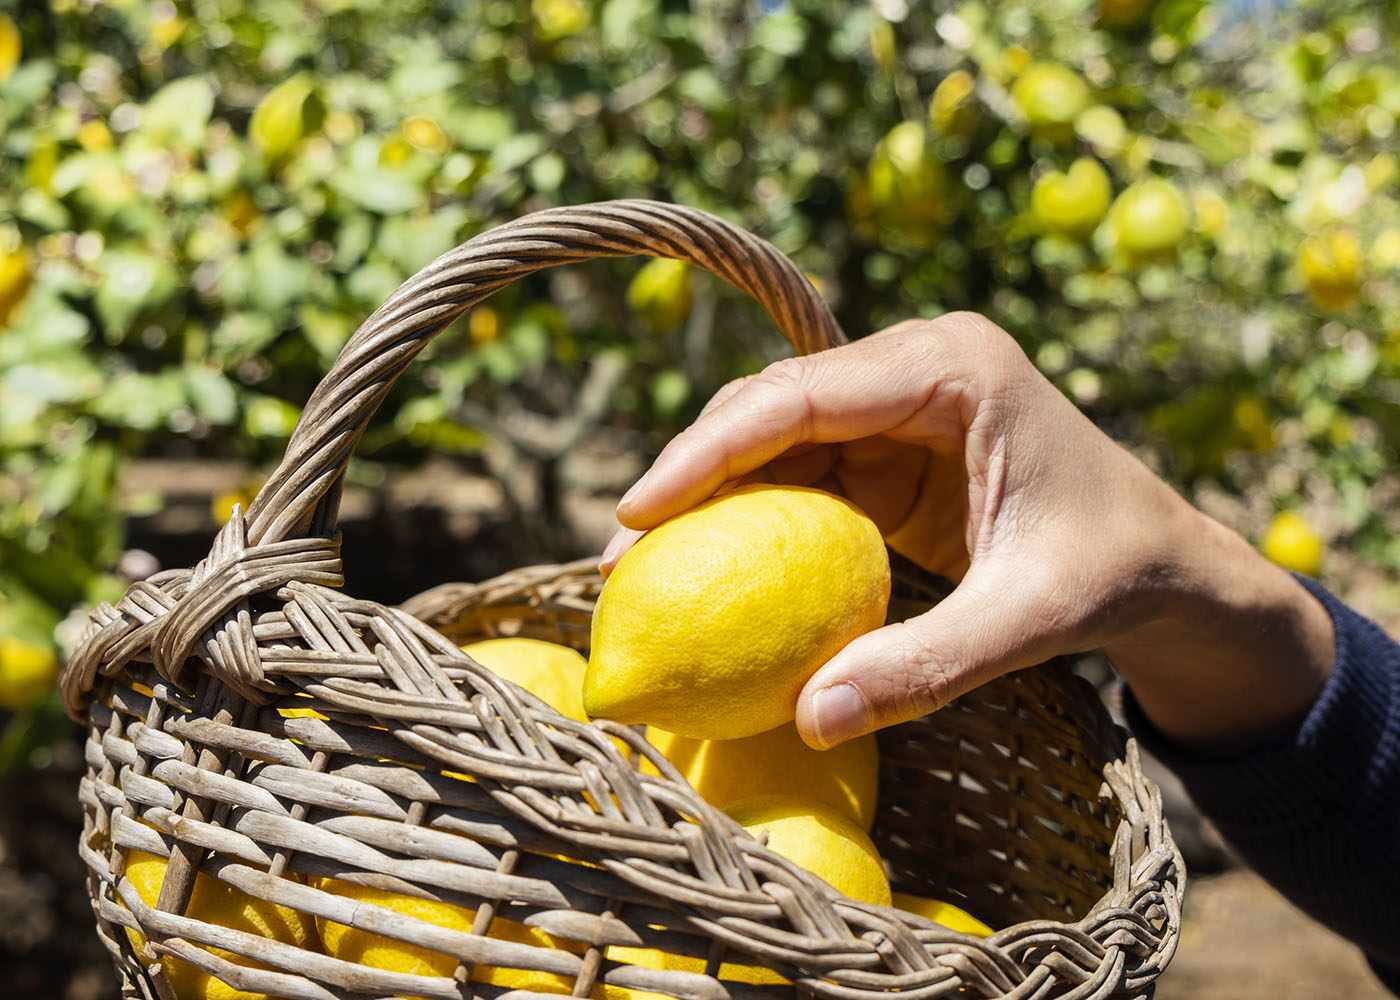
[602,314,1334,753]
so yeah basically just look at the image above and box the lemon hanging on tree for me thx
[1032,158,1113,239]
[1107,178,1189,260]
[583,484,890,741]
[1011,62,1091,146]
[866,121,947,245]
[1299,230,1363,310]
[0,634,57,711]
[626,257,693,332]
[1260,511,1324,577]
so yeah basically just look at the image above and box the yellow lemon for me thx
[1031,158,1112,240]
[610,795,889,986]
[928,70,978,139]
[0,635,56,711]
[276,692,327,721]
[462,637,589,722]
[1010,63,1091,145]
[401,115,449,154]
[0,14,19,83]
[584,484,890,741]
[891,891,994,937]
[867,120,947,242]
[608,941,787,986]
[0,246,33,327]
[643,722,880,830]
[1107,179,1189,259]
[1260,511,1324,577]
[122,849,319,1000]
[727,795,892,908]
[317,881,662,1000]
[249,74,323,165]
[626,258,693,332]
[1299,230,1363,310]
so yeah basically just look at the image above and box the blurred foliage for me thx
[3,0,1400,754]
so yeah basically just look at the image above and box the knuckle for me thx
[885,622,960,718]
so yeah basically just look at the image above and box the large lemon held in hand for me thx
[584,484,890,741]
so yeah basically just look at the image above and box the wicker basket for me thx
[61,200,1183,1000]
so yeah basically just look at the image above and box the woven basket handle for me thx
[243,200,846,547]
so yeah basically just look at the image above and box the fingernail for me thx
[619,470,649,508]
[810,683,870,749]
[599,529,628,574]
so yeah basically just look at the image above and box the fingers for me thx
[616,317,997,530]
[598,525,646,577]
[794,559,1075,748]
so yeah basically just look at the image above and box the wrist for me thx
[1102,506,1335,754]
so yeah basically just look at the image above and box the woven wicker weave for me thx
[62,200,1183,1000]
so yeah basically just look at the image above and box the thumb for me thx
[794,562,1066,749]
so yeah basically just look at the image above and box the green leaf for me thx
[377,207,470,274]
[248,237,314,313]
[182,365,239,425]
[243,395,302,438]
[1,358,104,406]
[95,250,176,338]
[250,73,324,164]
[88,371,186,431]
[346,258,405,307]
[297,303,356,363]
[753,7,807,58]
[448,108,515,152]
[141,77,216,149]
[0,59,57,115]
[389,59,464,102]
[213,312,281,363]
[332,166,425,214]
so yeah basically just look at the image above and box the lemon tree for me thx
[4,0,1400,776]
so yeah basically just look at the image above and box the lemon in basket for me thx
[608,793,891,985]
[892,891,994,937]
[584,484,890,741]
[460,637,589,721]
[642,722,880,830]
[315,881,663,1000]
[121,849,319,1000]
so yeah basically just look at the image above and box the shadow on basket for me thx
[59,201,1183,1000]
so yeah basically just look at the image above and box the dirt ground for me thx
[1156,868,1392,999]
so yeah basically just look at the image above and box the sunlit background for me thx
[1,0,1397,995]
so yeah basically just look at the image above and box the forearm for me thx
[1102,504,1336,755]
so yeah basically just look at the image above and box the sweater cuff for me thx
[1119,574,1397,831]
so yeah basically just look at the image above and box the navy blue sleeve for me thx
[1120,575,1400,988]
